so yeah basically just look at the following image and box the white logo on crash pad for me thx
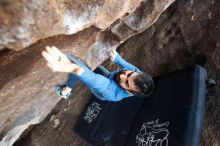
[83,102,102,124]
[136,119,169,146]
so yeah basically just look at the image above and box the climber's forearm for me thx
[71,64,84,75]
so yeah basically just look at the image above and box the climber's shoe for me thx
[54,85,72,99]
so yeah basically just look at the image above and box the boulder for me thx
[0,0,143,51]
[0,0,175,146]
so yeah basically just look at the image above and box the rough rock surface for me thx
[0,0,175,146]
[0,0,143,51]
[14,0,220,146]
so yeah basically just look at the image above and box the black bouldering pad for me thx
[74,65,209,146]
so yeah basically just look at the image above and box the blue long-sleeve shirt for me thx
[65,53,141,101]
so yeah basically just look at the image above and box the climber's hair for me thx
[134,72,154,97]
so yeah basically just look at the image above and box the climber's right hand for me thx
[42,46,84,75]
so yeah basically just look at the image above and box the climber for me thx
[42,46,154,101]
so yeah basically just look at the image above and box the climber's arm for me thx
[42,46,110,89]
[109,50,141,72]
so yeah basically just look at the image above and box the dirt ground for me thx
[1,0,219,146]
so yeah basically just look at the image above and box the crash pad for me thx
[74,65,210,146]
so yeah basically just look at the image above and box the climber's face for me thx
[116,70,140,93]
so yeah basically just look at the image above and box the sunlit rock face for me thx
[0,0,143,51]
[0,0,175,146]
